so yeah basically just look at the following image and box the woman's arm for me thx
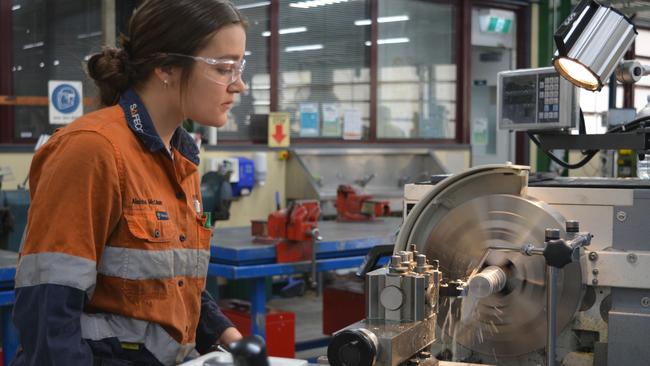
[195,290,242,354]
[13,285,93,364]
[12,131,122,365]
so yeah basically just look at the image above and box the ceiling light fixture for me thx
[379,15,409,23]
[280,26,308,34]
[285,44,324,52]
[290,0,349,9]
[365,37,410,46]
[236,1,271,10]
[355,15,410,26]
[23,41,44,50]
[262,27,308,37]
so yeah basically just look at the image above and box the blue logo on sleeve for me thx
[51,84,80,113]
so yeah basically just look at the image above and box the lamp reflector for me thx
[554,58,599,91]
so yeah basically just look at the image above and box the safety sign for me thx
[268,112,290,147]
[49,80,83,125]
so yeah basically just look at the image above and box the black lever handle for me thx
[228,335,269,366]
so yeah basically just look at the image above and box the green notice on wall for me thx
[486,17,512,33]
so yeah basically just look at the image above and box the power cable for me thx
[528,109,650,170]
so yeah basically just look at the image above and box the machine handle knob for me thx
[543,233,592,269]
[228,335,270,366]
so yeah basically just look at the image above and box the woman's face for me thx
[183,24,246,127]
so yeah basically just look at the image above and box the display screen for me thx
[498,67,576,131]
[501,74,537,125]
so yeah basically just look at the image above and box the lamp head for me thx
[552,0,636,91]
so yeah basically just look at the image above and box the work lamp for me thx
[552,0,636,91]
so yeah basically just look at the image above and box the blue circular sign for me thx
[51,84,80,114]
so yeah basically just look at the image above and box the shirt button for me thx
[178,280,184,287]
[176,191,184,199]
[154,230,161,238]
[179,234,186,242]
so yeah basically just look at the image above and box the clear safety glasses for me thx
[165,53,246,86]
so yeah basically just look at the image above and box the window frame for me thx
[0,0,531,146]
[0,0,118,145]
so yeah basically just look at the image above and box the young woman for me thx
[12,1,246,364]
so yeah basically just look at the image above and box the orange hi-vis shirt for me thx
[15,89,211,364]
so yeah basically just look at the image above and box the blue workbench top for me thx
[0,250,17,283]
[0,218,403,278]
[0,250,17,305]
[208,256,368,279]
[210,217,402,265]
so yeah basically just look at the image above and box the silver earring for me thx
[163,79,169,88]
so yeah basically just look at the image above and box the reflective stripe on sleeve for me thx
[15,252,97,292]
[81,312,197,365]
[98,247,210,280]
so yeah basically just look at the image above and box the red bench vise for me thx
[335,185,390,222]
[251,200,322,263]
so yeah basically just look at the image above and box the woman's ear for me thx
[154,66,176,86]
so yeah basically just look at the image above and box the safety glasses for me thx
[164,53,246,86]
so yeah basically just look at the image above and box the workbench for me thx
[0,218,402,362]
[207,218,401,339]
[0,250,18,364]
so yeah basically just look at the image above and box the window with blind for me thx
[10,0,102,141]
[218,0,271,141]
[278,0,371,140]
[377,0,456,139]
[1,0,530,145]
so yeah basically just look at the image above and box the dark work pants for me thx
[88,338,165,366]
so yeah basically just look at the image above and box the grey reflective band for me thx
[15,252,97,292]
[98,247,210,280]
[81,312,198,365]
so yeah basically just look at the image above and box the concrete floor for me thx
[268,291,329,361]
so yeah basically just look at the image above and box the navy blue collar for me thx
[118,88,200,165]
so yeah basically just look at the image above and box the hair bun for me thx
[87,47,133,106]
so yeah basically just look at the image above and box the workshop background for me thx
[3,0,650,365]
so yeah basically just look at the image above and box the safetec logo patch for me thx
[130,103,144,132]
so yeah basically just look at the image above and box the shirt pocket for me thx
[117,208,175,303]
[123,207,175,243]
[196,214,213,250]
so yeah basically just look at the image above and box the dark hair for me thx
[87,0,247,106]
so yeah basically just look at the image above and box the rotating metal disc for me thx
[408,193,582,357]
